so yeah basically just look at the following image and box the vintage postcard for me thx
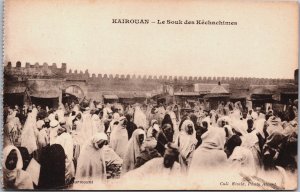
[2,0,298,190]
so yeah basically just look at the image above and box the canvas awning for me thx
[132,92,148,98]
[117,93,134,99]
[27,79,62,98]
[103,95,118,100]
[230,90,249,99]
[174,92,200,96]
[251,94,273,101]
[250,85,277,95]
[204,93,230,98]
[116,92,149,99]
[204,83,230,98]
[194,83,230,94]
[4,84,27,94]
[151,93,169,99]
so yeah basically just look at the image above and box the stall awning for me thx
[194,83,230,94]
[117,93,134,99]
[230,90,249,99]
[151,93,169,99]
[132,92,148,98]
[251,94,273,101]
[204,93,230,98]
[4,84,27,94]
[116,92,149,99]
[250,85,277,95]
[27,79,62,98]
[103,95,118,100]
[174,92,200,96]
[203,83,231,99]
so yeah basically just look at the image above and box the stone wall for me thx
[4,62,296,98]
[5,61,66,80]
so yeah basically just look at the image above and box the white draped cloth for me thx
[72,119,85,147]
[189,127,227,174]
[54,132,74,161]
[20,109,38,154]
[81,111,93,141]
[175,120,197,172]
[76,133,122,182]
[76,134,107,181]
[55,108,65,123]
[54,132,75,183]
[175,120,197,160]
[109,123,129,159]
[37,128,50,149]
[4,112,22,147]
[133,106,147,129]
[92,114,103,133]
[3,145,34,189]
[229,146,257,176]
[122,129,146,173]
[122,158,181,186]
[49,122,59,146]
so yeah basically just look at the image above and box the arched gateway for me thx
[62,85,85,104]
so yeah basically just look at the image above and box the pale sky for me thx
[4,0,299,79]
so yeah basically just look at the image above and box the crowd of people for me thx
[3,99,298,190]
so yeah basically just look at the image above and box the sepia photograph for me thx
[2,0,299,190]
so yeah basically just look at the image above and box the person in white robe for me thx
[48,111,56,122]
[6,109,14,123]
[103,104,113,121]
[106,112,120,137]
[168,107,179,142]
[146,120,159,138]
[4,122,15,147]
[55,125,74,163]
[175,119,197,173]
[241,119,262,168]
[56,105,65,124]
[266,116,284,136]
[3,145,33,189]
[66,111,77,133]
[55,125,75,185]
[91,112,104,133]
[120,144,181,190]
[75,133,123,182]
[49,120,60,146]
[254,113,267,138]
[81,107,94,141]
[133,105,147,130]
[109,116,129,159]
[155,106,166,124]
[122,129,146,173]
[230,109,248,136]
[189,127,227,175]
[20,108,38,155]
[35,119,48,160]
[6,110,22,129]
[229,146,257,176]
[4,111,22,147]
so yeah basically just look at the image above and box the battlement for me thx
[6,61,67,70]
[67,71,294,85]
[5,62,296,85]
[4,61,67,80]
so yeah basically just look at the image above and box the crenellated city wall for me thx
[4,61,297,98]
[5,61,294,84]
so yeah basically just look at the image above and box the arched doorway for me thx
[62,85,85,105]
